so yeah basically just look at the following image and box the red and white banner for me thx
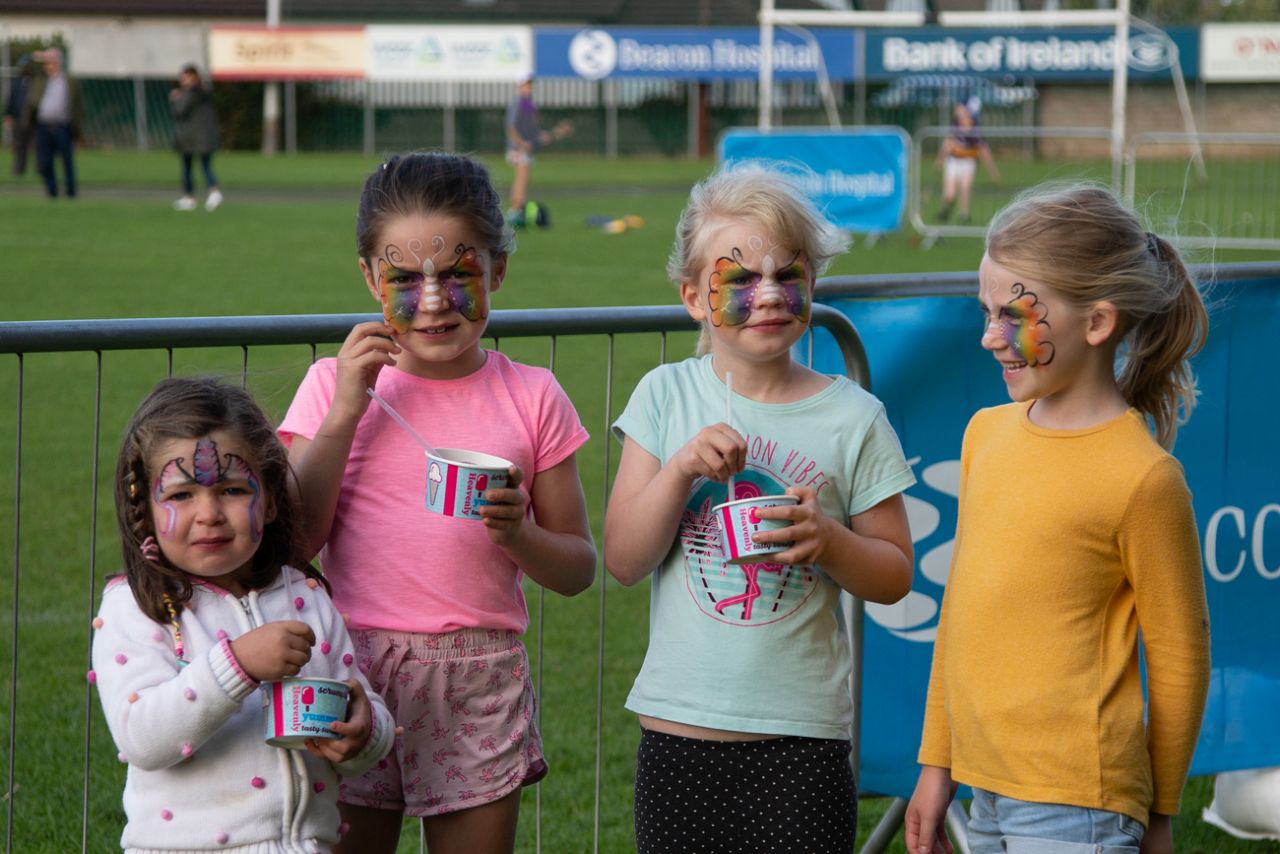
[1201,23,1280,81]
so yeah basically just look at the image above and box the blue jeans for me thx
[967,788,1145,854]
[180,152,217,195]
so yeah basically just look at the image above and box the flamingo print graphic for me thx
[681,472,816,625]
[714,561,785,621]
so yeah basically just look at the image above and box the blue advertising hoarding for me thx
[807,270,1280,798]
[719,128,908,234]
[864,26,1199,81]
[534,27,856,81]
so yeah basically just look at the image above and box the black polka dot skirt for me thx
[634,729,857,853]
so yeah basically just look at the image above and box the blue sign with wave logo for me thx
[719,128,909,235]
[534,27,856,81]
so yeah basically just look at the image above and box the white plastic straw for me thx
[367,387,437,456]
[724,370,735,502]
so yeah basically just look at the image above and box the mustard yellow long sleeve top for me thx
[918,403,1210,826]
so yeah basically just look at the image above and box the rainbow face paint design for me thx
[984,282,1056,367]
[375,239,489,334]
[152,438,264,542]
[707,243,811,328]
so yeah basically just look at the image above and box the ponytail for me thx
[1116,236,1207,449]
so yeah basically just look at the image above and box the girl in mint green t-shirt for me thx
[605,161,916,854]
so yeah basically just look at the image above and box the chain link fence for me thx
[35,76,1039,158]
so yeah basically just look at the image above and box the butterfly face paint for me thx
[706,238,811,328]
[375,238,489,334]
[984,281,1056,367]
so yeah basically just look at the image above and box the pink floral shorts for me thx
[338,626,547,817]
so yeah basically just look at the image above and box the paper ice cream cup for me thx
[712,495,799,565]
[263,677,349,748]
[424,449,512,520]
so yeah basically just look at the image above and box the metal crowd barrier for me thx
[909,125,1280,253]
[909,124,1114,247]
[0,303,867,853]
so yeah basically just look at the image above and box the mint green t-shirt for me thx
[613,355,916,739]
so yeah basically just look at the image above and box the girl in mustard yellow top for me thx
[905,184,1211,854]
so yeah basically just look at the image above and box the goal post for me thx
[757,0,1137,188]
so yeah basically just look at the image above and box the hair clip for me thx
[127,478,140,499]
[1145,232,1159,257]
[140,536,162,563]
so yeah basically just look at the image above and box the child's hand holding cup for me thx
[303,679,371,761]
[736,486,829,566]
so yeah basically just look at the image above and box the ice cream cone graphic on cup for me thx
[428,462,443,504]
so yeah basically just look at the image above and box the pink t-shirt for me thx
[279,351,589,634]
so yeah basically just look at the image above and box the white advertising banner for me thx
[367,26,532,81]
[1202,23,1280,81]
[210,26,366,80]
[61,23,207,78]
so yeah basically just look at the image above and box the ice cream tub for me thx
[713,495,799,565]
[425,449,512,520]
[263,677,349,748]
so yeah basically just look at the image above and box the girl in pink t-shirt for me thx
[281,151,596,854]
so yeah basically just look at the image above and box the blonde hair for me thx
[986,183,1208,449]
[668,161,850,354]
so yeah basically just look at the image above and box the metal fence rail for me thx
[0,303,868,853]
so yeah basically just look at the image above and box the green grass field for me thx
[1,149,1277,853]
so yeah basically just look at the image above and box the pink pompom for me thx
[338,822,350,836]
[216,629,228,640]
[151,629,166,643]
[342,653,353,666]
[86,670,96,684]
[184,688,197,701]
[313,781,325,793]
[161,809,173,821]
[91,617,103,629]
[294,597,304,611]
[127,692,139,704]
[215,832,229,845]
[114,653,128,665]
[320,642,331,655]
[250,776,265,789]
[305,578,319,589]
[180,743,193,758]
[117,752,127,763]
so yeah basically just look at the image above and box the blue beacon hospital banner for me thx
[863,26,1199,81]
[808,273,1280,799]
[718,129,908,235]
[534,27,856,81]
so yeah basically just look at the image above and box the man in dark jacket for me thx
[24,47,84,198]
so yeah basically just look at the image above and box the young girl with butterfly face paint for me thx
[93,376,394,853]
[905,185,1211,854]
[281,151,596,854]
[604,162,916,854]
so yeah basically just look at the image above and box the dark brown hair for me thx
[114,376,327,625]
[356,151,512,266]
